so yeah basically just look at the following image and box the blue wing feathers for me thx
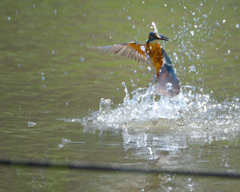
[161,48,179,82]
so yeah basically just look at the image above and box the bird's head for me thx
[147,22,169,43]
[148,31,169,41]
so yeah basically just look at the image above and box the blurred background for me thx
[0,0,240,191]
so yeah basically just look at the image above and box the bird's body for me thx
[146,39,164,77]
[97,22,180,97]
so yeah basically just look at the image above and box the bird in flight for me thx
[97,22,180,97]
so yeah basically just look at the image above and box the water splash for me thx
[83,84,197,124]
[81,82,240,134]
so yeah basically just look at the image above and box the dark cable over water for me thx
[0,159,240,178]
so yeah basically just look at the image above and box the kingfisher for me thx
[97,22,180,97]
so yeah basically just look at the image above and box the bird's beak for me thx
[159,34,169,41]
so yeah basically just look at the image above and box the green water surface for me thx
[0,0,240,191]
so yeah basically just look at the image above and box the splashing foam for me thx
[96,82,186,123]
[81,82,240,133]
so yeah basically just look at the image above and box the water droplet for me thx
[140,46,145,52]
[193,17,199,22]
[41,76,45,81]
[66,102,69,106]
[54,9,57,14]
[194,25,198,28]
[190,66,196,71]
[222,19,226,24]
[132,25,135,29]
[166,83,173,91]
[192,12,195,16]
[200,2,203,6]
[28,121,37,127]
[184,7,186,9]
[203,14,208,18]
[190,31,194,36]
[127,16,131,20]
[228,50,230,54]
[147,66,151,72]
[33,4,35,8]
[197,54,200,59]
[164,4,167,7]
[18,64,20,67]
[236,24,239,28]
[142,1,145,4]
[64,72,67,75]
[80,57,85,62]
[52,51,55,54]
[7,17,10,20]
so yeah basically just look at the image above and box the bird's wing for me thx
[97,42,148,64]
[161,49,179,83]
[162,48,172,64]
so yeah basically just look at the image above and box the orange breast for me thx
[146,43,164,76]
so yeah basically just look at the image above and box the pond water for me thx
[0,0,240,191]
